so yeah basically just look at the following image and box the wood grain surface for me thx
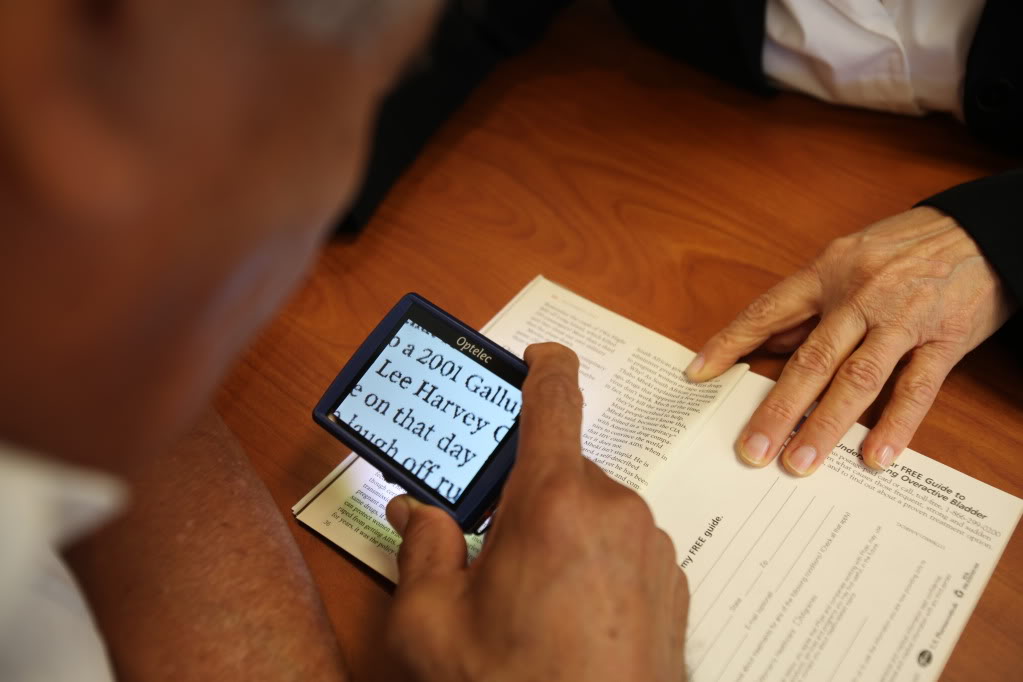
[215,2,1023,679]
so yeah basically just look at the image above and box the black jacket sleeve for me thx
[916,170,1023,309]
[916,170,1023,350]
[338,1,571,232]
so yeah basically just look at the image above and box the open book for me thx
[294,276,1022,681]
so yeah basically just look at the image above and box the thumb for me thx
[387,495,467,585]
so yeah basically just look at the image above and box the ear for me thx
[0,0,145,228]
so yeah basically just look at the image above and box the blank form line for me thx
[775,505,835,593]
[712,632,749,682]
[692,477,780,596]
[826,617,869,682]
[691,610,739,676]
[747,495,817,596]
[744,569,763,597]
[692,485,797,634]
[767,496,815,566]
[764,486,797,538]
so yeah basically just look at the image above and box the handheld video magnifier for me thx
[313,294,526,533]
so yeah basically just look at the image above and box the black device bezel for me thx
[312,293,526,533]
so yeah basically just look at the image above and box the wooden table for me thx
[216,2,1023,679]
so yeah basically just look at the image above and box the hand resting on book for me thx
[686,207,1015,476]
[384,342,688,682]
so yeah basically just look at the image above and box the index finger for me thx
[688,268,821,382]
[512,343,585,480]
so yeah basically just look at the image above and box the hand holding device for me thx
[384,343,689,682]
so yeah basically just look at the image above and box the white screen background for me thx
[335,320,521,503]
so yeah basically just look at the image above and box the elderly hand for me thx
[686,207,1015,475]
[385,343,688,682]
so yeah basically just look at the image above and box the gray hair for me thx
[278,0,422,43]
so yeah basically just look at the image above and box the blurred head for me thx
[0,0,440,468]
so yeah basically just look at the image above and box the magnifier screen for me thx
[332,306,522,505]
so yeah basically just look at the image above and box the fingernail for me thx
[740,432,771,465]
[876,445,895,469]
[684,354,705,381]
[386,495,418,535]
[786,445,817,475]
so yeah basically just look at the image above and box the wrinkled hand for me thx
[385,343,688,682]
[686,207,1015,475]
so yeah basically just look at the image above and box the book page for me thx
[294,275,747,581]
[645,371,1023,682]
[292,455,484,582]
[485,276,748,491]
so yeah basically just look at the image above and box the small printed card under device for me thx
[313,294,526,533]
